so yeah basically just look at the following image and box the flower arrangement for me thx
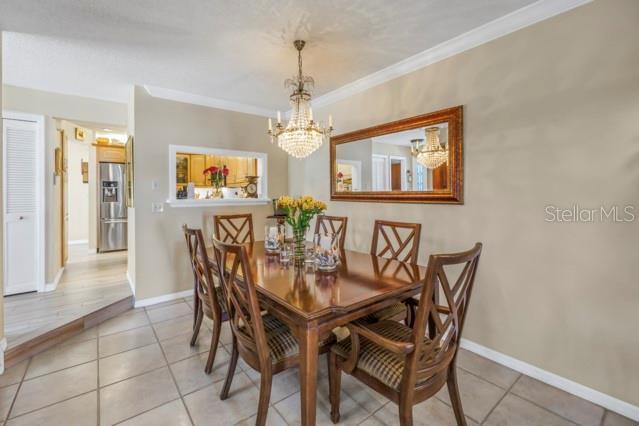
[203,165,229,193]
[277,195,327,265]
[336,172,344,180]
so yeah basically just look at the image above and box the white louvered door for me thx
[3,118,39,295]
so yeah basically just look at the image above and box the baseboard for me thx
[133,289,192,308]
[0,337,7,374]
[460,338,639,422]
[68,239,89,245]
[43,267,64,292]
[87,248,97,254]
[126,271,135,295]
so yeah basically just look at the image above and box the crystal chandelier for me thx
[268,40,332,159]
[411,127,448,169]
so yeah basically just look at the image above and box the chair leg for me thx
[220,337,239,400]
[190,305,203,346]
[192,280,200,329]
[204,317,221,374]
[447,366,467,426]
[328,351,341,424]
[398,397,414,426]
[255,366,272,426]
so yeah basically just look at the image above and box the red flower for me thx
[336,172,344,179]
[203,166,219,175]
[222,165,229,177]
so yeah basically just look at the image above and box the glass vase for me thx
[293,227,307,267]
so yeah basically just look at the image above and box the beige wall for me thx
[292,0,639,406]
[0,31,6,362]
[132,86,288,301]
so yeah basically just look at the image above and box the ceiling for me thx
[1,0,540,111]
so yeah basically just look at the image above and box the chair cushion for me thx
[331,320,431,390]
[266,322,335,364]
[360,302,406,323]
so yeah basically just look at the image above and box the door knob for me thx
[19,216,24,220]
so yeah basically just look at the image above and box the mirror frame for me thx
[330,105,463,204]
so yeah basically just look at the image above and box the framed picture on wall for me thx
[176,154,190,185]
[75,127,85,141]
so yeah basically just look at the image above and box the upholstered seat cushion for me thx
[360,302,406,323]
[265,320,335,364]
[331,320,432,390]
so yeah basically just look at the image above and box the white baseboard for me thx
[133,289,192,308]
[0,337,7,375]
[68,239,89,245]
[460,338,639,422]
[42,267,64,292]
[126,271,135,295]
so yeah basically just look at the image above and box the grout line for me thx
[5,389,97,423]
[456,363,518,390]
[3,357,32,424]
[112,397,184,426]
[356,401,389,425]
[480,369,521,424]
[143,307,196,426]
[506,378,581,425]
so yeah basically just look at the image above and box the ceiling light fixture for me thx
[411,127,448,169]
[268,40,333,159]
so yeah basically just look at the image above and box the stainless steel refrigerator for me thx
[98,162,127,252]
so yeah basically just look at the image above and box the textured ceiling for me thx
[1,0,537,110]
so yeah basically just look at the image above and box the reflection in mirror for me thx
[335,123,448,193]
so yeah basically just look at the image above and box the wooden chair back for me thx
[370,220,421,263]
[182,225,222,321]
[214,213,255,244]
[405,243,483,389]
[314,215,348,250]
[210,238,269,368]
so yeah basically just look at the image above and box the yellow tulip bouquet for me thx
[277,195,327,264]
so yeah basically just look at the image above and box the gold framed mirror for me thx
[330,106,463,204]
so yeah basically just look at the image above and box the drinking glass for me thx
[313,232,340,272]
[279,243,293,265]
[264,225,281,252]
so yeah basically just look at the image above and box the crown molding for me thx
[143,85,276,118]
[311,0,593,110]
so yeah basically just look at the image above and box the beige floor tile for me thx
[235,408,288,426]
[26,339,97,379]
[340,373,389,413]
[362,398,478,426]
[184,372,259,425]
[0,384,19,421]
[511,375,604,425]
[484,393,574,426]
[152,316,195,341]
[118,398,191,426]
[99,367,179,426]
[159,330,213,364]
[604,411,639,426]
[144,298,187,311]
[435,368,506,423]
[170,349,230,395]
[244,366,300,404]
[11,361,97,418]
[6,391,97,426]
[99,325,157,358]
[146,302,193,324]
[62,327,99,346]
[219,322,234,345]
[99,310,149,337]
[0,360,28,388]
[274,391,335,425]
[99,343,166,386]
[456,349,520,389]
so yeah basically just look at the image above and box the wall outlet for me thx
[151,202,164,213]
[151,180,159,190]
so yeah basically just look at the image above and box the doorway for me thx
[389,156,407,191]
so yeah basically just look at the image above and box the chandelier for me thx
[268,40,332,159]
[410,127,448,169]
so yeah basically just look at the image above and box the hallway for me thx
[4,245,132,351]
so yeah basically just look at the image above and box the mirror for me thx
[330,106,463,204]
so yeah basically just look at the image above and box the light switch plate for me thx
[151,180,159,190]
[151,202,164,213]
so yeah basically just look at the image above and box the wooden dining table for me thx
[206,242,426,426]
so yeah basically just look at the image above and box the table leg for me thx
[298,325,319,426]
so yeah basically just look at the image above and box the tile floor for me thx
[0,298,636,426]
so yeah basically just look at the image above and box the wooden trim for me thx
[330,105,464,204]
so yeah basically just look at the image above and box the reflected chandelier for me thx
[268,40,333,159]
[410,127,448,169]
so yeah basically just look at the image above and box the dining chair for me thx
[328,243,483,426]
[365,220,422,323]
[210,238,335,426]
[314,214,348,250]
[182,225,228,373]
[214,213,255,244]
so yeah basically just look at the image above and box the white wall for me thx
[291,0,639,407]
